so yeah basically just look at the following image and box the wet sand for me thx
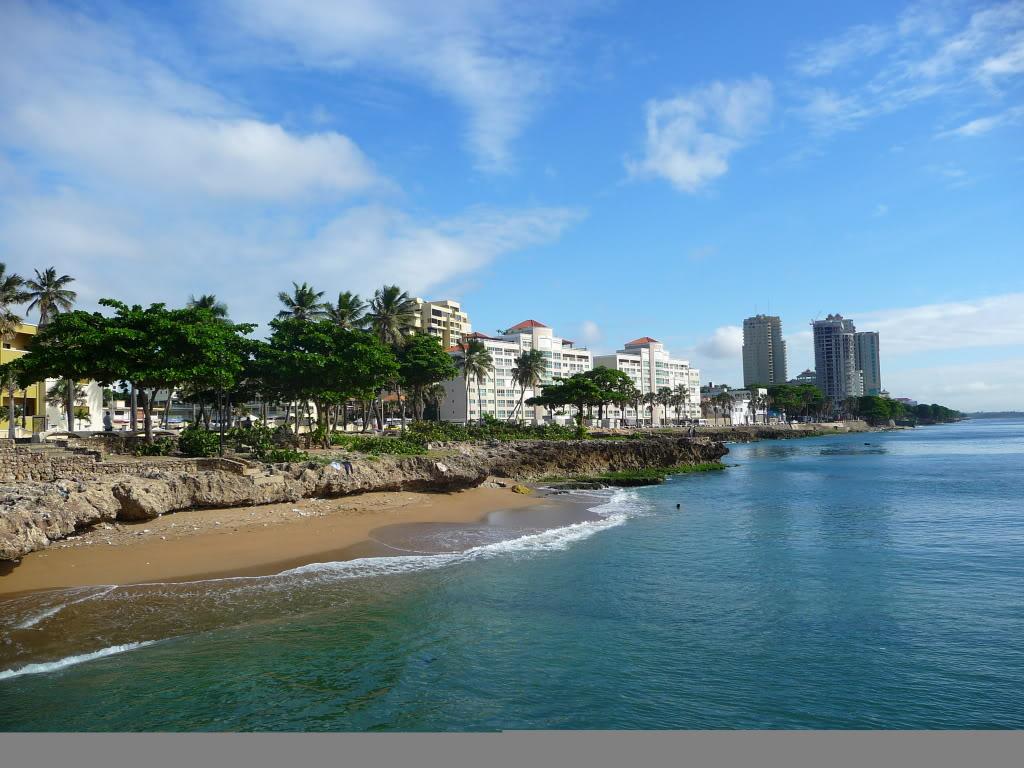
[0,487,557,596]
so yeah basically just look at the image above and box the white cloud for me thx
[792,1,1024,135]
[298,205,584,303]
[695,325,744,360]
[224,0,590,171]
[627,77,774,193]
[0,194,582,327]
[882,358,1024,411]
[579,320,603,345]
[855,293,1024,355]
[793,24,891,77]
[938,105,1024,137]
[0,0,384,201]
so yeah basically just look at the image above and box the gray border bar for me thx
[4,732,1023,768]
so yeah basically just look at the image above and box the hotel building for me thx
[412,298,471,349]
[439,320,592,424]
[593,337,700,426]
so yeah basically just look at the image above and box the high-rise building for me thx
[854,331,882,396]
[594,337,700,426]
[812,314,862,407]
[742,315,787,386]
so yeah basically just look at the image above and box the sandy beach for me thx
[0,486,546,596]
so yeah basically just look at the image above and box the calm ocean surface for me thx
[1,419,1023,730]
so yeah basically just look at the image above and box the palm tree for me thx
[672,383,690,426]
[0,264,28,310]
[23,268,76,326]
[0,265,27,438]
[510,349,546,424]
[367,285,417,346]
[656,386,673,427]
[714,392,733,425]
[188,294,229,321]
[277,282,327,320]
[325,291,368,330]
[0,312,22,439]
[367,285,418,430]
[457,339,494,425]
[642,391,657,427]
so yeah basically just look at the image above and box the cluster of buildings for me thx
[438,319,701,427]
[738,312,885,413]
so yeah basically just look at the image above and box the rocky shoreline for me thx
[0,437,727,562]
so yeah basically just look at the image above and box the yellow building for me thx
[0,322,46,435]
[412,298,472,349]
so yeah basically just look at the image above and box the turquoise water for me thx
[1,419,1023,730]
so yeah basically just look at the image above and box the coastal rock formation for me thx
[0,437,726,561]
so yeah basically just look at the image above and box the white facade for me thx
[593,337,700,427]
[726,387,768,425]
[440,320,592,424]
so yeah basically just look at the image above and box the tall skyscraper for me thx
[742,315,787,387]
[855,331,882,396]
[813,314,861,407]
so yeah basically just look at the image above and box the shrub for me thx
[178,426,220,458]
[260,447,309,463]
[134,437,175,457]
[329,433,426,455]
[405,419,580,444]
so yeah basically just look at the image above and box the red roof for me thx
[625,336,660,346]
[507,319,547,331]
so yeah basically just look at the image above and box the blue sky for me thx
[1,0,1022,409]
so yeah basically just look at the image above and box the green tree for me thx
[510,349,547,424]
[325,291,368,330]
[277,282,327,321]
[24,267,76,326]
[398,333,459,421]
[529,375,602,437]
[456,338,494,425]
[581,367,638,426]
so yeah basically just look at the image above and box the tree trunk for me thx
[465,379,472,425]
[477,379,484,425]
[142,389,154,443]
[130,384,137,433]
[397,383,406,433]
[7,385,16,439]
[66,377,74,432]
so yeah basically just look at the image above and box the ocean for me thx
[1,419,1022,730]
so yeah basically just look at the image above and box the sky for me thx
[1,0,1022,411]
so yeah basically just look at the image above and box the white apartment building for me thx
[411,298,471,349]
[593,337,700,427]
[440,320,592,424]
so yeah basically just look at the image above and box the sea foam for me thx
[0,641,157,681]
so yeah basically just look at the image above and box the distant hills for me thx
[963,412,1024,418]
